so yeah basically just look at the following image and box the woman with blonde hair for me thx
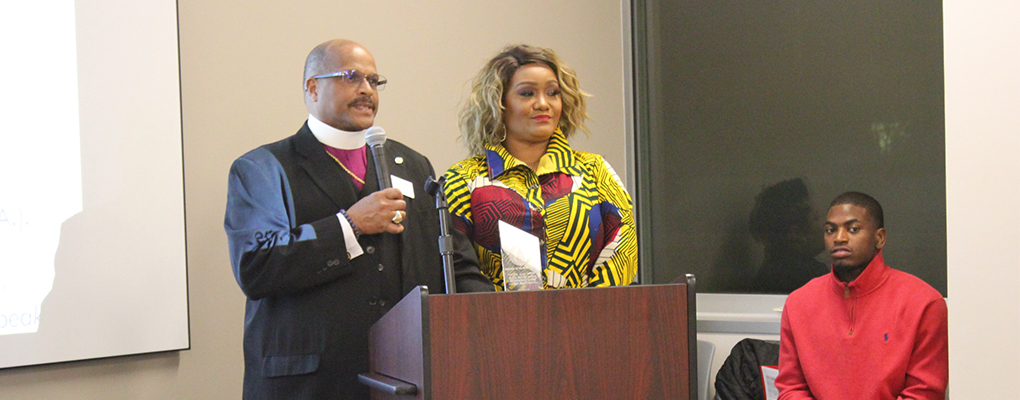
[443,44,637,290]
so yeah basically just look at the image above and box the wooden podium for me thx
[359,277,697,400]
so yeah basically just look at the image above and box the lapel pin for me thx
[394,156,404,164]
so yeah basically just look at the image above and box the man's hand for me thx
[346,188,406,235]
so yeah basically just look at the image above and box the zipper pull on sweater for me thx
[843,283,856,335]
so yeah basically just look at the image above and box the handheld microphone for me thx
[365,127,391,189]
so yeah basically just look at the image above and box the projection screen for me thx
[0,0,189,369]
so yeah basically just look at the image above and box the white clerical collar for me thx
[307,114,368,150]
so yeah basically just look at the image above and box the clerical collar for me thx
[307,114,368,150]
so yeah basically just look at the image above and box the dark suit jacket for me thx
[225,123,491,400]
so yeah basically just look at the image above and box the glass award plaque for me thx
[498,220,543,291]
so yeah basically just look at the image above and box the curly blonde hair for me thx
[459,44,591,156]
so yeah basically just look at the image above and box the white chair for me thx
[697,340,716,400]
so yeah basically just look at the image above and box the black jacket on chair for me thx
[714,338,781,400]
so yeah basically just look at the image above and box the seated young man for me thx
[776,192,948,400]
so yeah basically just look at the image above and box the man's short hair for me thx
[303,39,356,87]
[830,191,884,228]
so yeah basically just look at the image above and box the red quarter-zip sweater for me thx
[776,251,948,400]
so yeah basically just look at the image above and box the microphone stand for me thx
[425,176,456,294]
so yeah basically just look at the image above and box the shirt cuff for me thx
[336,211,364,259]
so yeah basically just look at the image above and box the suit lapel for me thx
[293,124,362,209]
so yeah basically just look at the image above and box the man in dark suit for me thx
[224,39,492,400]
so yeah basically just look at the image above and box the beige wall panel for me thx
[177,0,628,177]
[0,0,627,399]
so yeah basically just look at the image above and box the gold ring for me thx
[392,210,404,224]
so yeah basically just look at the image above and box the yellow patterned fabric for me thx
[443,130,637,290]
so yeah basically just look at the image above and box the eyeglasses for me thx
[311,70,387,91]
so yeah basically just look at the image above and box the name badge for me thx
[391,175,415,199]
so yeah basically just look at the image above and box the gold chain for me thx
[326,152,365,185]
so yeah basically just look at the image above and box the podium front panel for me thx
[427,284,690,399]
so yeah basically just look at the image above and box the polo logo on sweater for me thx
[884,333,889,342]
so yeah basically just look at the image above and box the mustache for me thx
[348,96,376,109]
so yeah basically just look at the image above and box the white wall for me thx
[943,0,1020,396]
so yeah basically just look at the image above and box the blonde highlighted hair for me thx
[459,44,591,156]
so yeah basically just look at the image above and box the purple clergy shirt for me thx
[324,145,367,191]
